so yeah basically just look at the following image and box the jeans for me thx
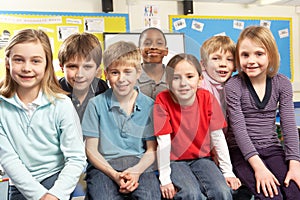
[230,146,300,200]
[170,157,232,200]
[85,156,161,200]
[9,171,59,200]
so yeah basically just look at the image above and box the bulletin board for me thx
[169,15,293,81]
[0,10,129,78]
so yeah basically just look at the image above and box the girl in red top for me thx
[154,53,240,199]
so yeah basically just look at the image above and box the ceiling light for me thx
[257,0,283,5]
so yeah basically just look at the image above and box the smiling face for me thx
[170,60,201,106]
[62,56,97,95]
[105,64,141,100]
[203,48,235,84]
[238,38,269,80]
[6,41,46,96]
[139,29,168,63]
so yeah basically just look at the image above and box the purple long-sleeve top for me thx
[225,73,300,162]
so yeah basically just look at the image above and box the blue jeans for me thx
[170,157,232,200]
[85,156,161,200]
[9,171,59,200]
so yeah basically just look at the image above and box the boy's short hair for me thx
[58,32,102,68]
[103,41,141,71]
[138,27,167,47]
[200,36,235,64]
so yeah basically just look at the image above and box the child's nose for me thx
[21,62,32,72]
[75,67,84,78]
[219,59,228,67]
[119,72,126,81]
[247,55,256,64]
[149,43,158,49]
[180,77,187,85]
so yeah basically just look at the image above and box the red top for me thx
[154,89,227,160]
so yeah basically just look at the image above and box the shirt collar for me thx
[15,90,43,109]
[202,71,223,90]
[138,64,167,84]
[106,86,142,112]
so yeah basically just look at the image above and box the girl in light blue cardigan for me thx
[0,29,86,200]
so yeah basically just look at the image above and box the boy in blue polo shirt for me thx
[81,41,161,200]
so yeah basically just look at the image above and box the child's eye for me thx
[240,53,249,58]
[156,40,165,46]
[125,70,133,74]
[32,59,42,64]
[13,58,23,63]
[84,65,93,69]
[227,58,234,62]
[212,57,219,61]
[110,71,119,75]
[143,40,152,46]
[173,76,180,80]
[257,52,264,56]
[187,75,194,79]
[66,65,78,69]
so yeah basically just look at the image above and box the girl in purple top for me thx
[225,25,300,199]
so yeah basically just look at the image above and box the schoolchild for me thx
[154,53,234,199]
[0,28,86,200]
[200,35,246,194]
[58,32,108,122]
[137,27,169,99]
[200,35,236,113]
[225,25,300,199]
[81,41,161,200]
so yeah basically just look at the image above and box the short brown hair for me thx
[58,32,102,68]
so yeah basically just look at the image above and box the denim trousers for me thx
[9,171,59,200]
[85,156,161,200]
[170,157,232,200]
[230,145,300,200]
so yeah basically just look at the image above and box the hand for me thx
[254,166,280,198]
[119,171,139,193]
[225,177,241,190]
[161,183,177,199]
[284,160,300,188]
[39,193,58,200]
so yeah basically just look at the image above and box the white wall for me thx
[1,0,300,99]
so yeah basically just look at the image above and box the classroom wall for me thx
[1,0,300,100]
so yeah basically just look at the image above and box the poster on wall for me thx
[143,5,160,28]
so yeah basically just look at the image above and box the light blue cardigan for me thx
[0,93,86,200]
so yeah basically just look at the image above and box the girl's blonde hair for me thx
[235,25,280,77]
[1,28,67,100]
